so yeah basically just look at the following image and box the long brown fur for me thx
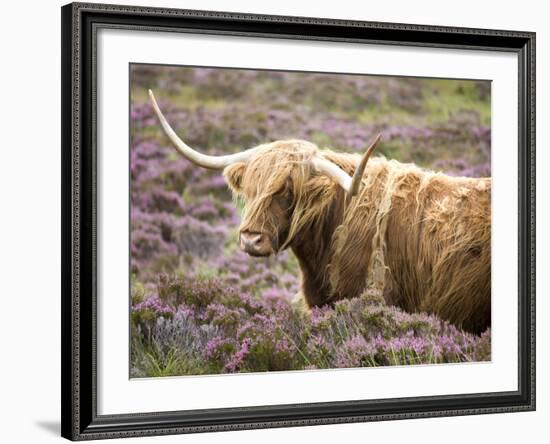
[223,140,491,334]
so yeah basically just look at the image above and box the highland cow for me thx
[149,90,491,334]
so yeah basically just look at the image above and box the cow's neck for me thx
[290,187,346,307]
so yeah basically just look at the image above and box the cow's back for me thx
[328,158,491,334]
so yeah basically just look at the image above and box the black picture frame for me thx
[61,2,536,440]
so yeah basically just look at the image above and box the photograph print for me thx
[129,64,492,378]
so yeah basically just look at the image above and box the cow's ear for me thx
[223,162,247,192]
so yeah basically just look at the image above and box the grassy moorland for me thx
[129,65,491,377]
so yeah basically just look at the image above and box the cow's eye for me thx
[273,191,293,213]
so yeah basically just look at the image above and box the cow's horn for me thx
[313,134,381,195]
[148,90,257,170]
[347,133,381,199]
[312,157,353,192]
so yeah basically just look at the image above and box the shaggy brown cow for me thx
[149,90,491,334]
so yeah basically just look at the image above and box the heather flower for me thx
[334,334,375,368]
[204,336,236,365]
[157,274,225,308]
[224,338,252,372]
[131,296,176,338]
[133,296,176,316]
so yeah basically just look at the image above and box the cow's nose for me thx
[239,231,272,256]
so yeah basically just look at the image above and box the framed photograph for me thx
[61,2,536,440]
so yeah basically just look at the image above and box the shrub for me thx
[131,276,491,376]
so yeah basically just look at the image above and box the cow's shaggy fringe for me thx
[225,140,340,252]
[224,140,491,334]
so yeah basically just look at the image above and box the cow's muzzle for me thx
[239,231,273,257]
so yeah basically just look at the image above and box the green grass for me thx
[422,80,491,126]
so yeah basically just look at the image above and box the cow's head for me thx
[149,90,379,257]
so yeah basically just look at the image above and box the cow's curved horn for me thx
[347,133,381,199]
[313,133,381,195]
[148,89,257,170]
[312,157,353,192]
